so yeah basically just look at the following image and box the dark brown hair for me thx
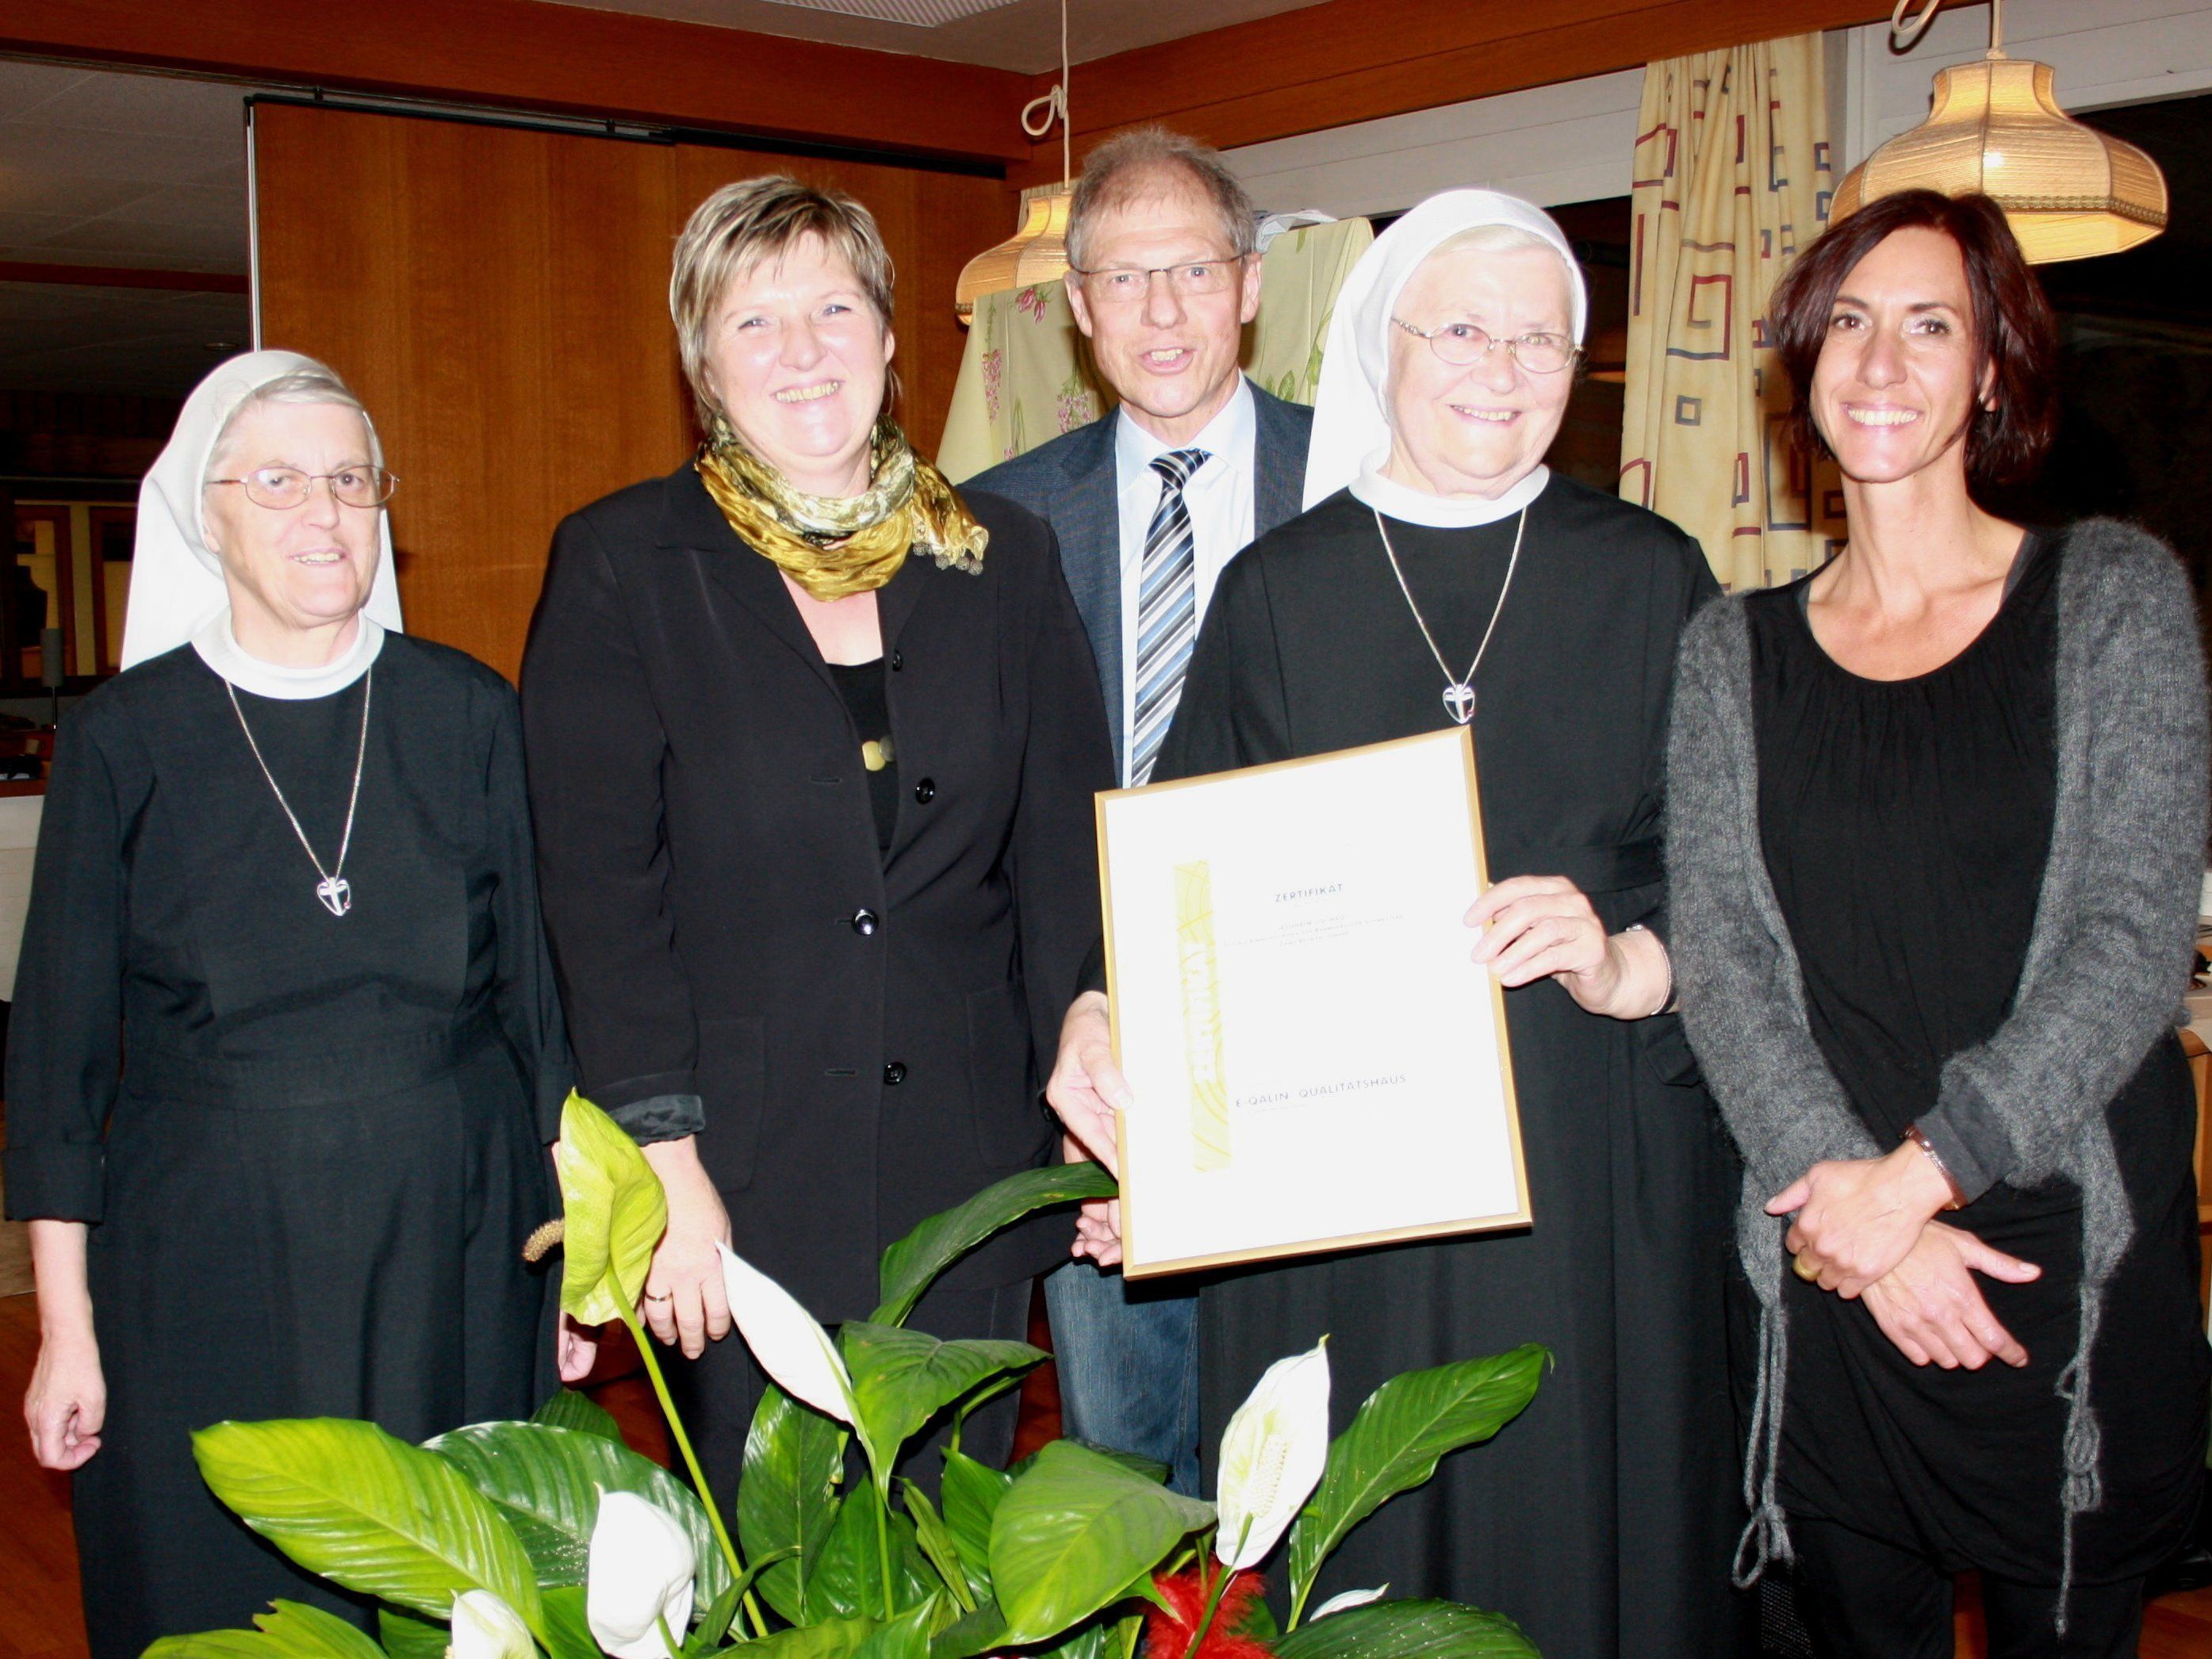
[1769,189,2059,491]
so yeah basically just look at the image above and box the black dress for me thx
[1156,480,1749,1659]
[1745,533,2208,1584]
[3,636,569,1658]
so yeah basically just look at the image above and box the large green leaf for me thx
[900,1482,974,1613]
[813,1483,937,1621]
[739,1383,848,1624]
[841,1324,1045,1484]
[194,1419,543,1634]
[375,1607,447,1659]
[937,1450,1010,1601]
[852,1600,937,1659]
[987,1440,1214,1646]
[1007,1442,1165,1487]
[1271,1600,1539,1658]
[537,1587,603,1659]
[1286,1346,1546,1617]
[531,1388,623,1442]
[425,1420,732,1603]
[145,1601,389,1659]
[743,1617,880,1659]
[872,1164,1117,1328]
[555,1091,668,1324]
[926,1602,1006,1659]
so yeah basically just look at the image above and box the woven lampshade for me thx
[1833,54,2167,264]
[954,186,1074,323]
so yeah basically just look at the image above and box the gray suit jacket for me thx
[967,379,1314,770]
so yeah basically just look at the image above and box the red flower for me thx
[1141,1568,1275,1659]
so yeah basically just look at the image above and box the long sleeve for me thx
[1010,531,1119,1071]
[1664,603,1881,1197]
[520,510,700,1116]
[482,678,575,1142]
[1921,530,2210,1196]
[3,705,132,1220]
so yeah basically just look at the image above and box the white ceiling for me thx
[538,0,1330,73]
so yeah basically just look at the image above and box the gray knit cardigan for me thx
[1665,519,2210,1611]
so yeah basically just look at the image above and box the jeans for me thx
[1042,1259,1202,1495]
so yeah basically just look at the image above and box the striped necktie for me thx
[1131,446,1210,784]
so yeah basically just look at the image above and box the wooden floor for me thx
[0,1288,2205,1659]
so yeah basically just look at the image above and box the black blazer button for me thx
[883,1060,907,1086]
[851,907,880,937]
[889,649,904,671]
[913,778,936,804]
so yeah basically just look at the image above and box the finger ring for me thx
[1792,1252,1821,1283]
[644,1291,673,1304]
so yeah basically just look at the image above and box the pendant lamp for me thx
[1832,0,2167,264]
[955,0,1073,320]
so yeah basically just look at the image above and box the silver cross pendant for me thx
[1442,683,1476,726]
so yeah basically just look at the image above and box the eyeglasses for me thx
[208,466,400,510]
[1391,317,1581,375]
[1069,255,1248,305]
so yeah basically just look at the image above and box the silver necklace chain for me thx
[224,666,373,918]
[1372,506,1527,726]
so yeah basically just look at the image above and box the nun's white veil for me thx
[1304,190,1589,524]
[121,349,403,672]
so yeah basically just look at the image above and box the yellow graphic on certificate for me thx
[1175,860,1231,1172]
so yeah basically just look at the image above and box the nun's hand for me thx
[638,1137,734,1358]
[1465,876,1666,1018]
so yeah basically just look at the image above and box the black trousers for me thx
[1791,1516,2146,1659]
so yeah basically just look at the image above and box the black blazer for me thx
[520,463,1115,1317]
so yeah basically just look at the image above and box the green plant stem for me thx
[872,1481,895,1622]
[1286,1578,1312,1632]
[1179,1559,1234,1659]
[625,1311,771,1641]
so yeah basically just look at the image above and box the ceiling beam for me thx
[0,0,1033,165]
[0,260,248,292]
[1012,0,1892,189]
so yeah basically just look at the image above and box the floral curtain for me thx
[1620,33,1844,591]
[937,216,1374,483]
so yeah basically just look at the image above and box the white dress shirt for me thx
[1112,377,1257,785]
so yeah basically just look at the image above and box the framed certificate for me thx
[1098,727,1529,1278]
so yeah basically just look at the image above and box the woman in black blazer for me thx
[521,177,1114,1488]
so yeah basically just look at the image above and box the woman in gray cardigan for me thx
[1669,187,2208,1659]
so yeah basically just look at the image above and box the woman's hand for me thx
[1465,876,1668,1018]
[1769,1141,1958,1297]
[25,1220,102,1470]
[638,1137,733,1358]
[555,1314,600,1384]
[1860,1221,2041,1369]
[1046,991,1127,1174]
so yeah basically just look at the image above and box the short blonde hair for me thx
[669,176,895,431]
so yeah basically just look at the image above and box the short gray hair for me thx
[206,362,381,481]
[669,175,895,431]
[1066,128,1258,272]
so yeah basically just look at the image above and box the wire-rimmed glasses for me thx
[208,466,400,510]
[1069,255,1249,305]
[1391,316,1581,375]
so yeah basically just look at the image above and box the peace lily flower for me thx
[449,1590,532,1659]
[586,1490,696,1659]
[716,1241,857,1423]
[1309,1584,1389,1620]
[1213,1338,1331,1569]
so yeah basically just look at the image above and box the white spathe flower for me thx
[1309,1585,1388,1620]
[1213,1337,1331,1569]
[716,1241,857,1423]
[450,1590,532,1659]
[586,1490,697,1659]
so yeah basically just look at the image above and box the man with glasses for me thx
[971,126,1312,1496]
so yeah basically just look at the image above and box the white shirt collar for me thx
[192,607,385,700]
[1350,453,1552,528]
[1114,376,1256,481]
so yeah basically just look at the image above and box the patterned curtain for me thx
[937,216,1374,483]
[1620,33,1844,591]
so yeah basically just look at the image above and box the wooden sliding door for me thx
[252,102,1007,679]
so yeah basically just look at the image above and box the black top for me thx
[520,466,1115,1324]
[1161,481,1749,1657]
[1746,531,2206,1580]
[827,657,899,855]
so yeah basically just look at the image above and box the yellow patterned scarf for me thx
[695,413,987,601]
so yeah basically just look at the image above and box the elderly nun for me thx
[1048,192,1747,1654]
[6,350,571,1658]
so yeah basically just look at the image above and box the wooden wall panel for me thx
[255,102,1006,682]
[1009,0,1893,189]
